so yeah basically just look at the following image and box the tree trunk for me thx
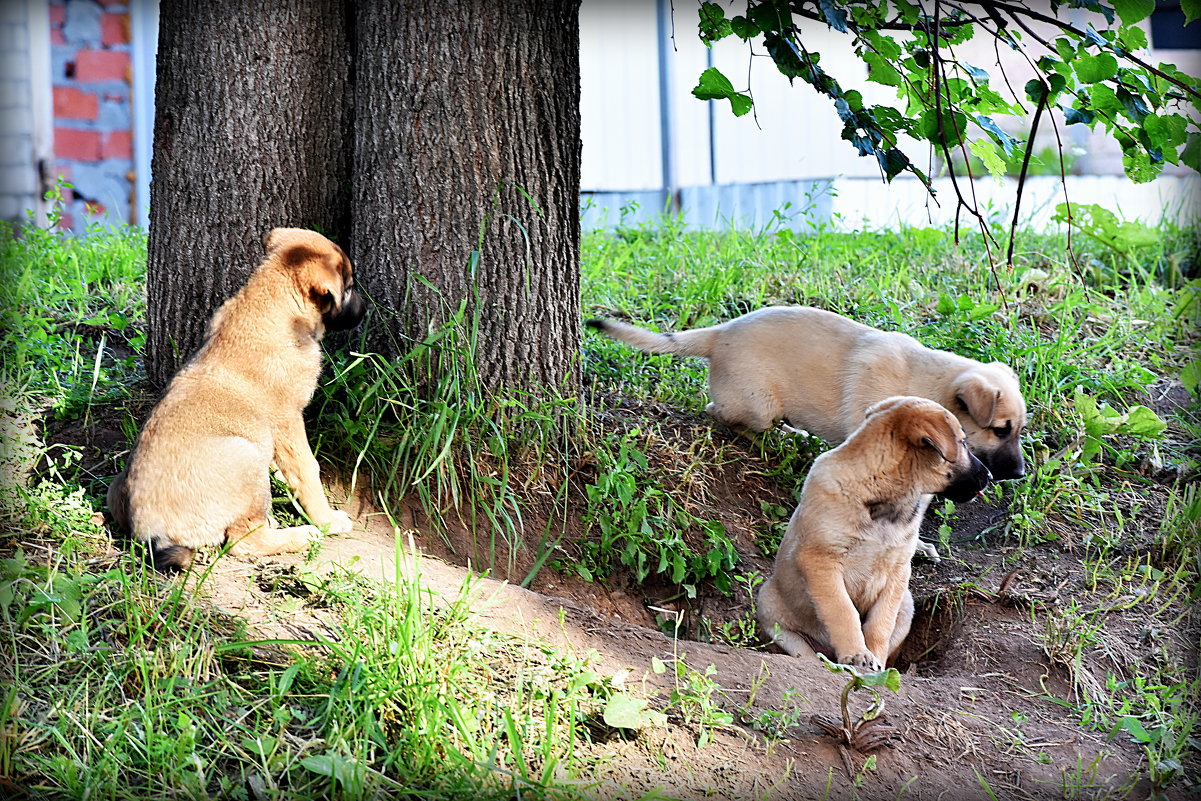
[351,0,582,393]
[146,0,351,387]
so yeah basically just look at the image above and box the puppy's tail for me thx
[585,317,718,359]
[142,537,196,573]
[109,479,196,572]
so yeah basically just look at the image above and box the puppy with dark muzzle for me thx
[756,396,991,671]
[107,228,365,571]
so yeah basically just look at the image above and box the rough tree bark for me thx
[146,0,351,387]
[351,0,583,392]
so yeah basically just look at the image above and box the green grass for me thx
[2,194,1199,798]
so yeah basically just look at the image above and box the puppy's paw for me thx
[839,651,883,673]
[915,541,941,562]
[319,510,354,535]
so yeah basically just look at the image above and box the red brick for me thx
[49,4,65,26]
[75,49,131,83]
[100,13,130,46]
[51,29,66,45]
[56,212,74,232]
[102,130,132,159]
[96,0,125,6]
[53,87,98,120]
[54,128,103,161]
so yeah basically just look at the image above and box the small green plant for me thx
[703,571,764,647]
[1072,387,1167,464]
[810,656,902,754]
[569,428,737,594]
[738,663,809,743]
[651,655,734,749]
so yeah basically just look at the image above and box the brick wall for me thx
[0,3,39,225]
[50,0,135,231]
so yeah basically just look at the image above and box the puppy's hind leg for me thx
[225,517,320,557]
[768,627,824,659]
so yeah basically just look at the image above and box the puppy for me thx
[756,396,991,671]
[586,307,1026,480]
[108,228,366,571]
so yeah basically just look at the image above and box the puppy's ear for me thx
[263,227,299,253]
[907,409,961,463]
[279,243,344,309]
[864,396,909,419]
[953,371,1001,429]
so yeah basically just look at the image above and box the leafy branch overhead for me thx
[693,0,1200,226]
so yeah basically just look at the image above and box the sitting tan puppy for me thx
[756,396,991,671]
[108,228,365,571]
[587,306,1027,480]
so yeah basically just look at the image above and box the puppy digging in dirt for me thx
[587,306,1027,481]
[756,396,992,671]
[107,228,365,571]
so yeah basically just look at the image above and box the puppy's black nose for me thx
[325,288,366,332]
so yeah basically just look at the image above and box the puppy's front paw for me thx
[319,510,354,534]
[839,651,883,673]
[915,541,941,562]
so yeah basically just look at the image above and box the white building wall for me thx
[0,1,50,225]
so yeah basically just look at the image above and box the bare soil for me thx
[38,396,1200,801]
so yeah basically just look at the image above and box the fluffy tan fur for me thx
[588,306,1027,480]
[108,228,363,570]
[756,396,990,671]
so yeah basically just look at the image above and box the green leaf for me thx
[818,0,849,32]
[876,148,911,181]
[300,754,356,788]
[1122,149,1164,183]
[1074,53,1119,83]
[692,67,753,117]
[1088,84,1123,116]
[937,292,957,315]
[1182,361,1201,397]
[1183,0,1201,24]
[1117,24,1149,51]
[1054,37,1079,62]
[728,93,754,117]
[603,693,657,730]
[1112,0,1155,25]
[1118,715,1155,743]
[1144,113,1189,150]
[1061,104,1096,125]
[729,15,759,39]
[857,667,902,693]
[968,302,1000,321]
[1123,406,1167,439]
[698,2,733,44]
[969,138,1008,179]
[1181,133,1201,172]
[976,115,1021,156]
[692,66,736,101]
[864,51,902,86]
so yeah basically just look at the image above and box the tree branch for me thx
[1008,79,1047,268]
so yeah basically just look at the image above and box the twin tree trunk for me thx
[147,0,581,393]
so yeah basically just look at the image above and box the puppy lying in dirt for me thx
[108,228,365,571]
[586,306,1027,481]
[756,396,992,671]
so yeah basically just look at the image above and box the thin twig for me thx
[1007,79,1048,268]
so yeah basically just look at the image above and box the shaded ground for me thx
[36,396,1199,800]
